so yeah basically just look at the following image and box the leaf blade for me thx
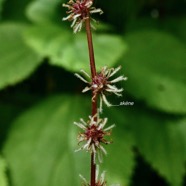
[0,23,42,89]
[121,30,186,113]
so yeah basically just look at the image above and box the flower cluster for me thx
[62,0,103,33]
[74,114,115,163]
[75,66,127,112]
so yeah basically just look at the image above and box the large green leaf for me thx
[24,25,127,72]
[129,109,186,186]
[109,106,186,186]
[0,156,8,186]
[3,95,134,186]
[26,0,62,24]
[0,23,42,90]
[121,30,186,114]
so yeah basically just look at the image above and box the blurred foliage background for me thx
[0,0,186,186]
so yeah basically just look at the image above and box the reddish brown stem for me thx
[85,18,97,186]
[91,153,96,186]
[85,18,97,79]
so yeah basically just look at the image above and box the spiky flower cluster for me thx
[63,0,103,33]
[75,66,127,112]
[74,114,115,163]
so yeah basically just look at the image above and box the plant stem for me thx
[91,153,96,186]
[85,18,96,79]
[85,17,97,186]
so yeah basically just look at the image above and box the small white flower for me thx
[62,0,103,33]
[74,114,115,163]
[75,66,127,112]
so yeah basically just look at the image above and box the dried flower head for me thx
[75,66,127,112]
[80,165,107,186]
[62,0,103,33]
[74,114,115,163]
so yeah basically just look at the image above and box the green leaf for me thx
[3,95,135,186]
[121,30,186,114]
[26,0,62,24]
[0,156,8,186]
[0,23,42,90]
[24,25,127,72]
[24,25,70,60]
[4,95,89,186]
[126,107,186,186]
[108,105,186,186]
[105,103,186,186]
